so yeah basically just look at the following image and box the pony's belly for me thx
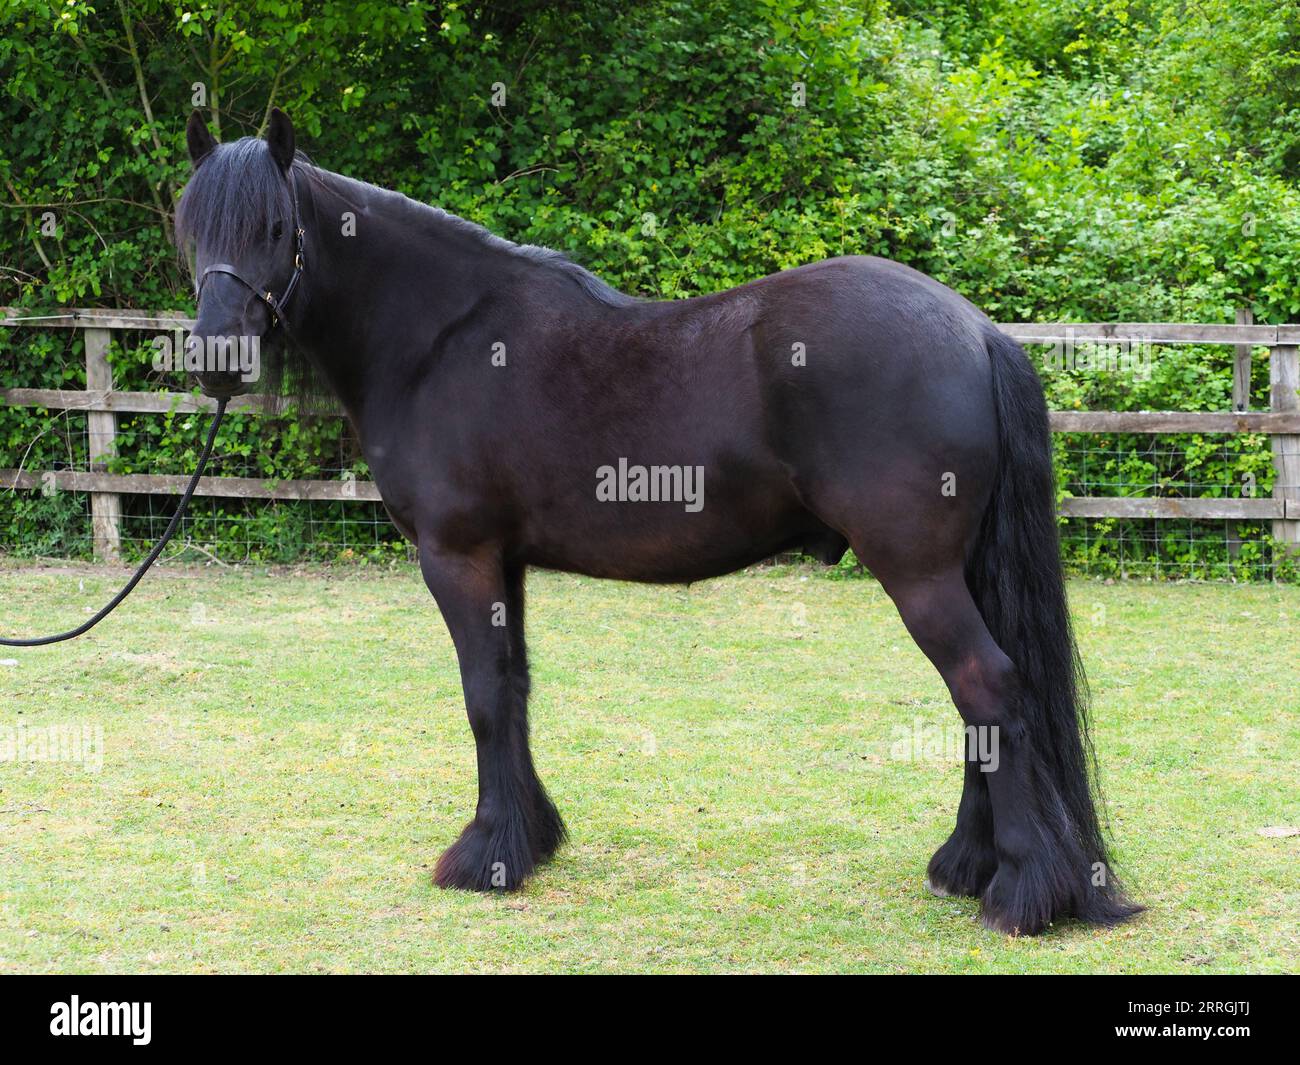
[519,505,826,583]
[525,541,787,583]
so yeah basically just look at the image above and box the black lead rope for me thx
[3,172,306,646]
[0,397,229,647]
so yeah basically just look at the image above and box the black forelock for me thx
[175,137,306,267]
[175,137,326,413]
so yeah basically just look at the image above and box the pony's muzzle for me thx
[185,331,260,398]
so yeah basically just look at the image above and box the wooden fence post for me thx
[1233,308,1253,411]
[83,326,121,561]
[1229,309,1255,556]
[1271,343,1300,555]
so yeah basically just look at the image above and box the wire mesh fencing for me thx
[2,319,1298,579]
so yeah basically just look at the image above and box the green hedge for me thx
[3,0,1299,575]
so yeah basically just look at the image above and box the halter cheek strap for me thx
[197,171,306,332]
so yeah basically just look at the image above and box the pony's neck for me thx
[289,167,505,418]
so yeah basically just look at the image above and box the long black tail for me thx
[968,328,1140,927]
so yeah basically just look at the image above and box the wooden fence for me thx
[1,307,1298,560]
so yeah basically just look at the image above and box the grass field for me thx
[0,560,1295,973]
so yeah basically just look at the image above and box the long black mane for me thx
[176,139,320,408]
[175,137,300,269]
[428,206,636,309]
[176,137,634,409]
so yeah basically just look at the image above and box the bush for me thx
[2,0,1298,576]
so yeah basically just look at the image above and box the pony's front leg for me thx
[420,544,560,891]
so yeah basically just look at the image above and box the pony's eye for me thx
[270,221,284,241]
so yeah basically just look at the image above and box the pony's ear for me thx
[186,110,217,167]
[266,108,296,173]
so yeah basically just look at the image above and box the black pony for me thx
[177,110,1140,935]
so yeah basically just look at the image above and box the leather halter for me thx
[197,170,305,332]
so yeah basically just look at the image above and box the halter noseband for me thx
[197,170,305,332]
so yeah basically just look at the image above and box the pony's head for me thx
[176,109,304,399]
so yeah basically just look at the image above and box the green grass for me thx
[0,560,1296,973]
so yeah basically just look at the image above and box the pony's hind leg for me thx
[924,650,998,899]
[925,761,996,899]
[876,566,1119,934]
[420,545,562,891]
[871,569,1010,902]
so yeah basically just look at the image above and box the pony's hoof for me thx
[433,818,534,892]
[924,876,958,899]
[977,842,1143,936]
[926,836,996,899]
[532,789,568,864]
[978,863,1054,936]
[978,909,1039,936]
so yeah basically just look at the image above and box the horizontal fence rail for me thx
[1,308,1298,561]
[4,389,1300,433]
